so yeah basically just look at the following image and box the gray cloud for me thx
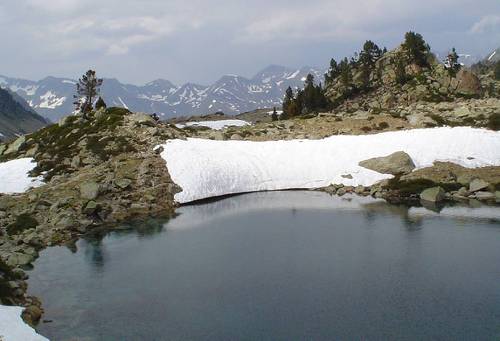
[1,0,499,85]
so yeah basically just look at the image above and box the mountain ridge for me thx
[0,65,324,121]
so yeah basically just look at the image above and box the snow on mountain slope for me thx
[0,65,324,121]
[160,127,500,203]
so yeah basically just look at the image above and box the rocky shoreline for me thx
[0,107,499,329]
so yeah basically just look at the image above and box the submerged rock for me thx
[359,151,415,175]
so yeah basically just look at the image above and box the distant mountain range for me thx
[0,65,324,121]
[0,87,48,141]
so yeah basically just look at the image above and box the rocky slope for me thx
[0,66,323,121]
[0,108,187,320]
[0,88,48,142]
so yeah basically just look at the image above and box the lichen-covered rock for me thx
[79,181,100,200]
[359,151,415,175]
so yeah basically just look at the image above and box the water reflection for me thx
[27,191,500,341]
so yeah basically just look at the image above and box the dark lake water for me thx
[27,192,500,341]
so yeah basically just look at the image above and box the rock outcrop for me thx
[359,151,415,175]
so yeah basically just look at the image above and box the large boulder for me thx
[359,151,416,175]
[469,178,490,193]
[454,69,481,97]
[420,186,445,203]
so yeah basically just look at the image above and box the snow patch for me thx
[38,91,65,109]
[0,158,44,194]
[286,70,300,79]
[159,127,500,203]
[175,119,250,130]
[0,305,48,341]
[117,97,129,109]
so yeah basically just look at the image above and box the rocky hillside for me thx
[0,65,323,121]
[0,88,48,142]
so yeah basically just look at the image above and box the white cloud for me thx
[469,15,500,34]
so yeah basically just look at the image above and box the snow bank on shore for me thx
[0,305,48,341]
[0,158,43,194]
[160,127,500,203]
[175,119,250,130]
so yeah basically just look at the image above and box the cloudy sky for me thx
[1,0,499,85]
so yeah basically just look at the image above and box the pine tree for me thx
[325,58,339,84]
[339,58,352,88]
[271,107,279,121]
[282,86,294,119]
[495,61,500,81]
[73,70,103,118]
[303,74,316,112]
[359,40,382,67]
[446,47,461,76]
[402,31,430,67]
[393,52,408,85]
[95,96,107,110]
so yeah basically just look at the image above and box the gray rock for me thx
[128,113,156,127]
[5,136,26,154]
[469,178,489,193]
[472,191,495,201]
[115,178,132,189]
[337,188,347,196]
[230,134,243,140]
[0,144,6,155]
[420,186,445,202]
[79,181,99,200]
[341,174,353,179]
[359,151,415,175]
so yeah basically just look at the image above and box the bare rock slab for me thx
[359,151,415,175]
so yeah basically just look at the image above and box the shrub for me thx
[378,121,389,129]
[487,113,500,131]
[7,213,38,235]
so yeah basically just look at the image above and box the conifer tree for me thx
[339,58,352,89]
[73,70,103,118]
[282,86,294,119]
[271,107,279,121]
[495,61,500,81]
[325,58,339,84]
[95,96,107,110]
[446,47,461,76]
[402,31,430,67]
